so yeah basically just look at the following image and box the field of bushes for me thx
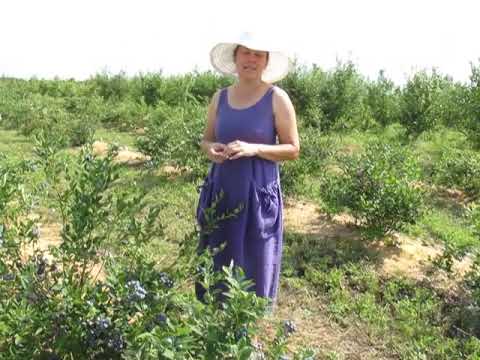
[1,61,480,359]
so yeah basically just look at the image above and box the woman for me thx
[196,32,299,308]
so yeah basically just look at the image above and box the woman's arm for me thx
[200,90,229,164]
[226,87,300,162]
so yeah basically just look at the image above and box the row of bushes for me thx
[1,60,480,143]
[1,64,480,241]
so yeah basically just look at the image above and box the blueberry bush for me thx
[0,137,312,359]
[321,142,424,238]
[135,101,209,180]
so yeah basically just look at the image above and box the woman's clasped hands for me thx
[206,140,259,163]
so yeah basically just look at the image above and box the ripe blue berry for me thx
[36,256,47,276]
[235,326,248,340]
[32,226,40,238]
[1,273,15,281]
[154,313,168,325]
[96,316,111,331]
[283,320,296,336]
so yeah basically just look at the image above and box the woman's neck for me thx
[234,78,268,95]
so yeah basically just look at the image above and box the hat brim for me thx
[209,42,291,83]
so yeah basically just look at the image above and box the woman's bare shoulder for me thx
[209,88,224,111]
[271,85,290,98]
[271,86,294,112]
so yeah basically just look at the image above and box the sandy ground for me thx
[91,140,150,166]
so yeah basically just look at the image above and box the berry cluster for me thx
[126,280,147,302]
[85,316,125,353]
[158,272,174,288]
[234,326,248,341]
[146,312,168,331]
[153,312,168,326]
[36,255,47,277]
[1,273,15,281]
[283,320,297,336]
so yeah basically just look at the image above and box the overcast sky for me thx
[1,0,479,85]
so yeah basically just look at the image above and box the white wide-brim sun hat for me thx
[209,32,292,83]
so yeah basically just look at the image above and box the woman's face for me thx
[234,45,268,80]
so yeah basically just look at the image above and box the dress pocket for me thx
[196,177,214,229]
[252,181,280,237]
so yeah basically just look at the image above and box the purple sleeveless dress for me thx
[196,86,283,301]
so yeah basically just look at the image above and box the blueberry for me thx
[158,272,174,288]
[96,316,111,331]
[154,313,168,326]
[85,315,116,348]
[283,320,296,336]
[1,273,15,281]
[126,280,148,301]
[86,330,97,348]
[126,280,139,288]
[106,332,125,352]
[31,226,40,238]
[36,256,47,276]
[235,326,248,340]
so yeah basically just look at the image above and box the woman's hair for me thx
[233,45,269,65]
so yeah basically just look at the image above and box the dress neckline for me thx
[225,86,274,111]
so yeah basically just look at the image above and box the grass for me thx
[93,127,138,148]
[305,258,480,359]
[407,209,478,251]
[0,128,34,160]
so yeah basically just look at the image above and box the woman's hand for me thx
[225,140,259,160]
[206,142,229,163]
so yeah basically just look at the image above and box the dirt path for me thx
[259,279,396,359]
[275,198,472,358]
[283,198,471,285]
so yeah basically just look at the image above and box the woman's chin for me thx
[238,72,262,81]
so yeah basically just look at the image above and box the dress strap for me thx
[266,85,275,96]
[218,87,228,108]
